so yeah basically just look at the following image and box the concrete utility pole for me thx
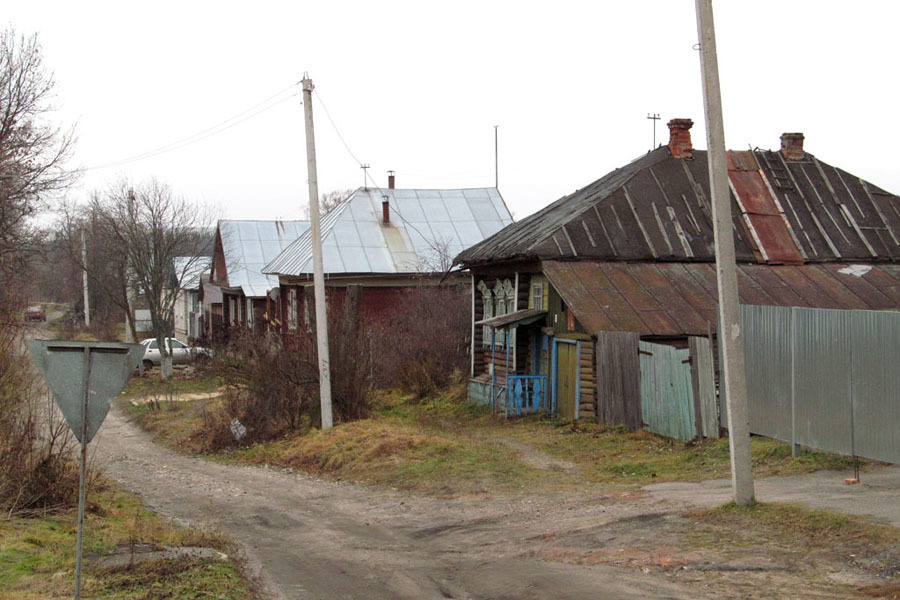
[301,74,334,430]
[695,0,755,505]
[494,125,499,189]
[81,229,90,327]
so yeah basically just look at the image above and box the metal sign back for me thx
[28,340,144,443]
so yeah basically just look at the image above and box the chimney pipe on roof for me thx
[667,118,694,159]
[387,170,395,189]
[382,194,390,225]
[780,133,805,161]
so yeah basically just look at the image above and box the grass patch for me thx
[121,369,224,398]
[689,501,900,554]
[123,377,876,495]
[0,479,258,599]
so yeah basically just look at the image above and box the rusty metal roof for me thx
[543,260,900,337]
[456,146,900,267]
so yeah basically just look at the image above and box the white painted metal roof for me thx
[263,188,512,276]
[173,256,212,290]
[219,220,310,297]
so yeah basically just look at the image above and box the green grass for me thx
[688,501,900,553]
[123,379,871,496]
[121,370,224,398]
[0,481,258,600]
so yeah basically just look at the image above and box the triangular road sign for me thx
[28,341,144,444]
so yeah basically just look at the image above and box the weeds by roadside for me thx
[0,478,259,599]
[122,379,872,497]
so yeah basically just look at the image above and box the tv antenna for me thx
[360,164,370,189]
[647,113,661,148]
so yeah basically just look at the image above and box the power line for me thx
[78,81,302,172]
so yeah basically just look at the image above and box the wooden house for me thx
[263,178,512,329]
[455,119,900,438]
[202,220,309,339]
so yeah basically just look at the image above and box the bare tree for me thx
[90,179,215,378]
[59,197,137,337]
[0,29,75,278]
[300,188,352,219]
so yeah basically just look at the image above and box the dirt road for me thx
[96,404,716,600]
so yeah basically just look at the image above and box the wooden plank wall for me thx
[595,331,642,430]
[689,336,719,438]
[578,340,596,419]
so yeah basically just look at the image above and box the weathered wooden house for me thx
[202,220,309,338]
[455,119,900,439]
[263,178,512,329]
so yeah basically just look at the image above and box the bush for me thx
[374,284,470,398]
[203,304,376,447]
[0,296,82,515]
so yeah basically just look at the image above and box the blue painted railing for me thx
[506,375,549,417]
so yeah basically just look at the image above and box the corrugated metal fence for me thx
[739,304,900,464]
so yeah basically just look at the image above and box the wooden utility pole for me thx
[301,74,334,430]
[81,229,90,327]
[695,0,755,505]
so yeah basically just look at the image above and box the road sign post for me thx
[28,340,144,600]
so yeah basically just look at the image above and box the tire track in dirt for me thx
[95,404,709,599]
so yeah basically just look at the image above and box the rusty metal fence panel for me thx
[740,304,900,464]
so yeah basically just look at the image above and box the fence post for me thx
[791,307,800,457]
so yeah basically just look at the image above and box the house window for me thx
[478,281,492,346]
[531,283,543,310]
[502,279,515,314]
[228,296,238,326]
[288,288,298,330]
[246,298,254,328]
[303,290,311,328]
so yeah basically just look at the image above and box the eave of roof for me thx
[543,260,900,337]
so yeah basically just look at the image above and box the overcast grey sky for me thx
[8,1,900,221]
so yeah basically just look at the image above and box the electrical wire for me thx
[78,81,303,172]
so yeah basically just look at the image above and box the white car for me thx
[140,338,212,369]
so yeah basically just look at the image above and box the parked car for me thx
[139,338,212,369]
[24,305,46,322]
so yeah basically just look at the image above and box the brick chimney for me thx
[387,170,395,189]
[780,133,805,161]
[382,194,390,225]
[667,118,693,159]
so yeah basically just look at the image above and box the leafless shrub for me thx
[202,307,375,447]
[374,283,470,398]
[0,297,81,515]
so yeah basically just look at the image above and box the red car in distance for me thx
[24,305,46,322]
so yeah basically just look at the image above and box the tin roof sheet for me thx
[173,256,211,290]
[457,145,900,267]
[219,220,309,297]
[543,260,900,337]
[264,187,512,276]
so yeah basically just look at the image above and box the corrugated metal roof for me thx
[543,260,900,337]
[264,187,512,276]
[173,256,211,290]
[456,145,900,267]
[219,220,309,297]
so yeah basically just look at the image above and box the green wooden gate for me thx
[639,341,697,441]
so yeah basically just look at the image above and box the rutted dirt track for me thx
[95,405,891,599]
[96,406,701,599]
